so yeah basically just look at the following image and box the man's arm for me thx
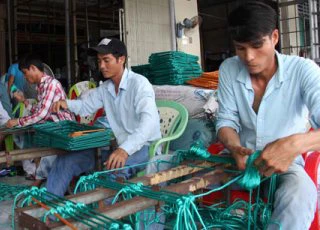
[216,60,252,170]
[17,81,58,126]
[256,59,320,176]
[104,148,128,170]
[52,100,68,112]
[64,88,103,116]
[255,128,320,177]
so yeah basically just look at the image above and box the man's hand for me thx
[6,119,19,128]
[254,135,300,177]
[51,100,68,113]
[230,146,253,170]
[104,148,129,170]
[13,91,25,103]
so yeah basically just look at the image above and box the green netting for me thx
[32,120,113,151]
[148,51,199,63]
[0,182,29,202]
[72,144,278,230]
[132,51,203,85]
[13,187,132,230]
[131,64,152,79]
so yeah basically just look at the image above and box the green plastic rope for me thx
[12,186,132,230]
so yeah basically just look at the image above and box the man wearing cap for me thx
[48,38,161,197]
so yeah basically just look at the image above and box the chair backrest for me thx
[5,99,36,151]
[43,63,55,78]
[68,81,104,125]
[12,99,37,118]
[151,100,189,156]
[68,81,96,99]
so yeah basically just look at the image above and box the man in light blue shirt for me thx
[47,38,161,197]
[216,2,319,229]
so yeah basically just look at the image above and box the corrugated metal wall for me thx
[124,0,172,67]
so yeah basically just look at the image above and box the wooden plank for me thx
[0,148,67,164]
[141,161,216,185]
[18,161,216,219]
[52,169,228,230]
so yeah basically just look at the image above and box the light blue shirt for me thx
[6,63,25,91]
[67,69,161,155]
[216,51,320,151]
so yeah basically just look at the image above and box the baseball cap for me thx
[87,38,127,57]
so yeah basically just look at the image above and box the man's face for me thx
[97,53,125,79]
[234,29,279,76]
[21,65,37,84]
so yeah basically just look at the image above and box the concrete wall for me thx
[174,0,201,64]
[124,0,202,66]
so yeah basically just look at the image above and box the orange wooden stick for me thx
[31,197,78,230]
[69,129,105,138]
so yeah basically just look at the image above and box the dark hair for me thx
[18,54,44,72]
[228,1,277,43]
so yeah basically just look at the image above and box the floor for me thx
[0,176,33,230]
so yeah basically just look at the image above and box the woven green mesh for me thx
[131,64,152,79]
[132,51,203,85]
[32,120,113,151]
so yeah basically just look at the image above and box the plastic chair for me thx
[4,135,14,151]
[148,100,189,157]
[12,99,37,118]
[204,142,320,230]
[43,63,55,78]
[4,101,32,152]
[68,81,104,125]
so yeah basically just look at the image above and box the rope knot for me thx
[189,144,211,159]
[109,223,120,229]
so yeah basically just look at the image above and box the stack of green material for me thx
[32,121,113,151]
[131,64,152,79]
[148,51,202,85]
[0,182,28,201]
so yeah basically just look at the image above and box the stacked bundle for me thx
[187,71,219,89]
[131,64,152,79]
[0,182,28,201]
[148,51,202,85]
[32,120,113,151]
[132,51,202,85]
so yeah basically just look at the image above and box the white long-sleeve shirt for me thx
[67,69,161,155]
[0,101,10,126]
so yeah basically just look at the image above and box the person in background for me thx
[6,61,37,104]
[216,2,319,229]
[6,61,25,97]
[49,38,161,197]
[6,54,74,187]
